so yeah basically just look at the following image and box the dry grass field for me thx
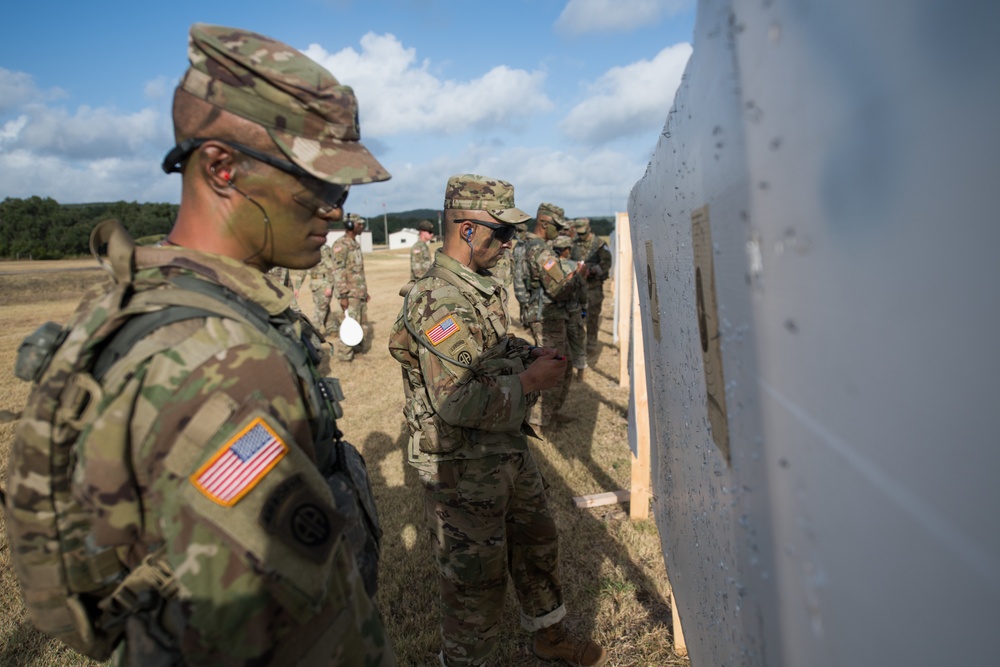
[0,249,687,667]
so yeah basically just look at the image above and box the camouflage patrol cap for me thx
[537,202,566,226]
[178,23,390,186]
[345,212,366,224]
[552,235,574,250]
[418,219,434,232]
[573,217,591,231]
[444,173,531,224]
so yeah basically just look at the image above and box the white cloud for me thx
[0,68,65,114]
[302,33,553,137]
[0,148,179,203]
[10,105,169,160]
[561,42,692,144]
[0,115,28,145]
[353,142,647,217]
[556,0,692,35]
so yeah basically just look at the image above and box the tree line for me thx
[0,197,615,260]
[0,197,178,260]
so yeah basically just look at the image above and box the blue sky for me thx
[0,0,695,219]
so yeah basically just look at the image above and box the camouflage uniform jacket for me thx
[572,234,612,285]
[332,235,367,299]
[70,244,392,665]
[388,252,538,471]
[522,232,578,322]
[293,243,334,291]
[409,239,432,281]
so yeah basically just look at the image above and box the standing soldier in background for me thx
[516,202,567,345]
[293,237,335,333]
[330,213,371,362]
[553,235,589,381]
[509,220,532,326]
[523,206,586,426]
[410,219,435,281]
[571,218,612,351]
[389,173,607,667]
[3,23,394,665]
[556,224,588,381]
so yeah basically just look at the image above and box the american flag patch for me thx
[425,315,460,346]
[544,258,557,270]
[191,418,288,506]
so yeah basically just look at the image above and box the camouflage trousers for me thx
[418,452,565,666]
[586,282,605,347]
[329,297,371,362]
[532,317,572,424]
[310,285,332,334]
[566,304,587,371]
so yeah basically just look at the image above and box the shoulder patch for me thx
[544,258,557,271]
[191,417,288,507]
[425,315,460,346]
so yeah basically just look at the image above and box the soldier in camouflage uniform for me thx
[509,222,532,327]
[329,213,371,362]
[516,203,570,346]
[520,206,587,426]
[388,174,607,667]
[552,235,588,380]
[5,24,396,666]
[570,218,612,350]
[410,219,435,281]
[292,240,335,331]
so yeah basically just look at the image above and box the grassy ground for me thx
[0,249,686,667]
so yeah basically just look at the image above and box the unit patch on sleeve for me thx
[191,417,288,506]
[425,315,460,346]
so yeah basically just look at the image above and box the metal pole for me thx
[382,202,388,249]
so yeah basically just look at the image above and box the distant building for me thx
[388,228,420,250]
[326,230,373,253]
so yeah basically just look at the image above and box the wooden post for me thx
[616,212,633,388]
[630,281,651,520]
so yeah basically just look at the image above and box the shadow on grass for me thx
[529,382,674,645]
[0,620,60,667]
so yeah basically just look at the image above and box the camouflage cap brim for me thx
[486,206,532,225]
[269,130,390,185]
[537,202,566,225]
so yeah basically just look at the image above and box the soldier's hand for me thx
[324,287,332,297]
[340,298,349,310]
[365,294,371,303]
[519,348,567,394]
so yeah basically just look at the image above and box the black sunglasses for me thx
[456,219,517,244]
[161,138,349,213]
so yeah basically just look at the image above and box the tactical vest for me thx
[2,219,381,660]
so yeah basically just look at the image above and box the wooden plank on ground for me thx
[572,489,631,509]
